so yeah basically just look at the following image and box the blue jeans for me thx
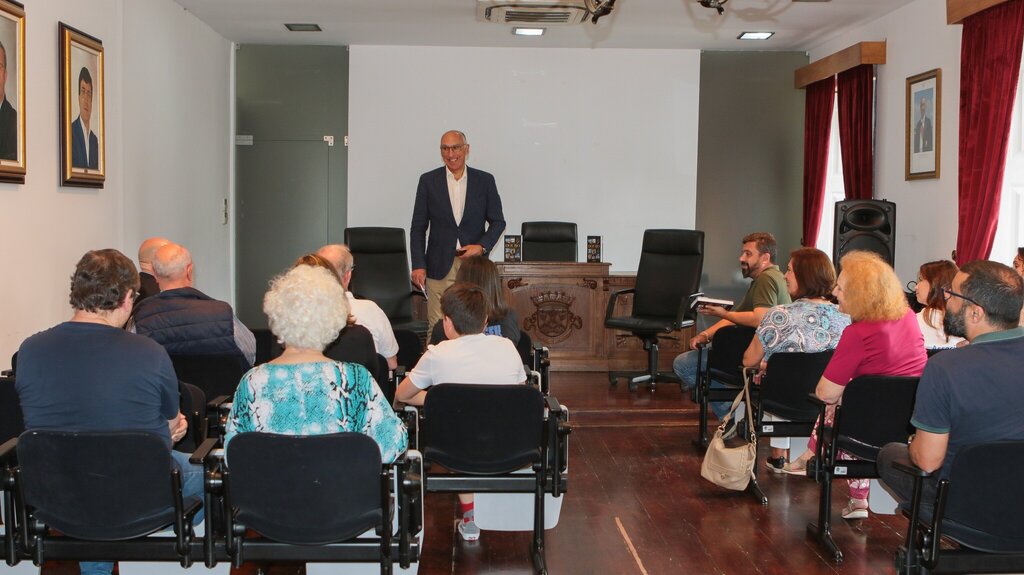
[673,348,735,420]
[80,450,204,575]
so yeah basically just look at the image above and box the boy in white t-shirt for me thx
[396,282,527,541]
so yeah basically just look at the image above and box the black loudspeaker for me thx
[833,199,896,268]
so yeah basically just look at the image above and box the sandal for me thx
[782,459,808,476]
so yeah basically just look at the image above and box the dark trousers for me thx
[876,442,939,512]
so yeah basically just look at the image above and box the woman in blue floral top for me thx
[742,248,850,474]
[224,264,407,462]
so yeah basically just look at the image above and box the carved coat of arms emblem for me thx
[524,291,583,343]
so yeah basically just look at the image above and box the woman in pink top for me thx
[786,251,927,520]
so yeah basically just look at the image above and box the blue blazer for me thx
[410,166,506,280]
[71,117,99,170]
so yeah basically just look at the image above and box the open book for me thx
[689,295,734,311]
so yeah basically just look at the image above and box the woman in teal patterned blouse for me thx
[224,264,407,462]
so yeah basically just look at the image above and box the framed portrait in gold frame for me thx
[59,22,104,188]
[0,0,26,183]
[906,68,941,181]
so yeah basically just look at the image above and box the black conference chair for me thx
[8,430,203,568]
[251,328,282,366]
[176,381,208,454]
[213,432,422,573]
[693,325,756,448]
[521,221,577,262]
[605,229,704,391]
[807,375,920,563]
[893,441,1024,575]
[394,328,423,372]
[747,351,833,495]
[0,376,24,446]
[344,227,428,338]
[170,353,250,400]
[421,384,570,575]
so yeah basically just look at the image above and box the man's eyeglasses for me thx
[440,144,465,153]
[941,287,982,309]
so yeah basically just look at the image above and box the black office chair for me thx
[521,221,577,262]
[325,324,389,392]
[344,227,428,338]
[693,325,756,448]
[251,328,282,366]
[9,430,202,568]
[893,441,1024,575]
[807,375,920,563]
[170,354,250,400]
[605,229,704,391]
[394,328,423,372]
[421,384,569,575]
[217,432,422,573]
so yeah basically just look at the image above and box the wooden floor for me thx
[39,371,912,575]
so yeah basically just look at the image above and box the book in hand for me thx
[690,295,734,311]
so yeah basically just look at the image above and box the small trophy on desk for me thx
[504,235,522,262]
[586,236,602,263]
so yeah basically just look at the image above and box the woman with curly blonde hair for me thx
[224,265,407,462]
[785,251,926,520]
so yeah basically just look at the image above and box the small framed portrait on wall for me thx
[906,68,941,181]
[59,22,104,188]
[0,0,25,183]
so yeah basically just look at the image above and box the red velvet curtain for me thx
[837,64,875,200]
[956,0,1024,264]
[802,76,836,247]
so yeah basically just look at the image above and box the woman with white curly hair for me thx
[223,264,407,462]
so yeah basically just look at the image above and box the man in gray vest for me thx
[132,243,255,366]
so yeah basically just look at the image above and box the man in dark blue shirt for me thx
[16,249,199,575]
[877,260,1024,505]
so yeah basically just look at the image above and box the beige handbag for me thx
[700,370,757,491]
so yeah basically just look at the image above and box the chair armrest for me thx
[0,437,17,463]
[207,395,231,411]
[604,287,635,321]
[528,369,542,391]
[892,455,934,478]
[402,406,420,451]
[0,369,11,377]
[189,436,221,465]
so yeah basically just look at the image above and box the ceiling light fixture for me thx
[738,31,774,40]
[513,27,546,36]
[284,23,322,32]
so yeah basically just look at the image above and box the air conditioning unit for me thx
[477,0,590,25]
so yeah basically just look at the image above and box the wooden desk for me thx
[496,262,693,372]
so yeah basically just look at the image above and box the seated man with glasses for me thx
[410,130,506,334]
[16,249,201,575]
[877,260,1024,508]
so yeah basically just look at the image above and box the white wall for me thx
[0,0,231,367]
[808,0,962,283]
[347,46,700,272]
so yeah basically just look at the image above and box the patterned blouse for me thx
[224,361,408,463]
[757,299,851,360]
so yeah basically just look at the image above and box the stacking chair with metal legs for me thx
[806,375,919,563]
[692,325,756,448]
[893,441,1024,575]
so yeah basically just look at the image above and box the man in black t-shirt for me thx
[877,260,1024,505]
[16,249,201,575]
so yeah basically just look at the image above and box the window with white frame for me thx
[992,70,1024,266]
[815,99,846,258]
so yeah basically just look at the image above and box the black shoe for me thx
[765,456,786,474]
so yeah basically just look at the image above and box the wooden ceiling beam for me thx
[947,0,1009,24]
[794,41,886,89]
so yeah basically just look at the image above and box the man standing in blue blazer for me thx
[411,130,506,332]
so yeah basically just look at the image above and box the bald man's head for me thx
[137,237,170,274]
[152,243,194,290]
[316,244,354,288]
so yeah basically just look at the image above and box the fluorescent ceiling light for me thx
[285,23,322,32]
[738,31,774,40]
[513,27,546,36]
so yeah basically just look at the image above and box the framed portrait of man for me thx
[59,22,104,188]
[906,69,941,181]
[0,0,25,183]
